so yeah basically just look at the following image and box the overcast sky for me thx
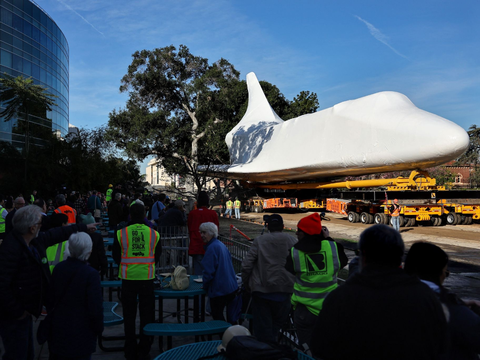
[38,0,480,172]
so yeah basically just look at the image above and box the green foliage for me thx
[457,125,480,166]
[427,166,456,187]
[0,127,141,198]
[107,44,319,194]
[0,74,56,122]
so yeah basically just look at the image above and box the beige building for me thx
[145,158,219,193]
[146,158,180,189]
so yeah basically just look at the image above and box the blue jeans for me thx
[252,294,291,343]
[235,208,240,219]
[0,314,34,360]
[392,216,400,231]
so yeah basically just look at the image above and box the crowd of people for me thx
[1,186,479,360]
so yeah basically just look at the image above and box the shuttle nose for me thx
[414,113,470,164]
[433,119,469,159]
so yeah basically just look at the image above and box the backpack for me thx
[225,336,297,360]
[169,265,189,290]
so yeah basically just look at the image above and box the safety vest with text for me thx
[46,241,67,273]
[106,188,113,202]
[0,206,6,234]
[117,224,160,280]
[290,240,341,316]
[54,205,77,224]
[226,201,233,209]
[234,200,241,209]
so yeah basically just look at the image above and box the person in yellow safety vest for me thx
[225,198,233,218]
[106,184,113,203]
[0,195,8,244]
[234,198,241,219]
[46,213,69,273]
[389,199,402,232]
[112,203,162,360]
[30,190,37,205]
[285,212,348,351]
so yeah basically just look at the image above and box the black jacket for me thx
[311,266,448,360]
[87,232,108,277]
[0,224,88,319]
[47,257,103,357]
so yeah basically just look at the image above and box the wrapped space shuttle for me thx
[202,72,469,184]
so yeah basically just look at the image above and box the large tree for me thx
[0,74,56,185]
[107,44,319,196]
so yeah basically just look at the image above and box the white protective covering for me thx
[205,72,469,183]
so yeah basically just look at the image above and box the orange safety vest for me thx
[392,204,401,217]
[54,205,77,224]
[117,224,159,280]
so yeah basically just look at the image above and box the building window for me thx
[455,174,462,183]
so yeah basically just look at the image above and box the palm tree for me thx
[0,73,57,183]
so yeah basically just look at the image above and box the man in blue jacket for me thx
[200,222,238,323]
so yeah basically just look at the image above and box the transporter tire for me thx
[380,213,389,225]
[446,213,456,225]
[399,215,405,227]
[455,213,462,225]
[360,212,369,224]
[354,212,360,223]
[348,211,357,223]
[367,213,374,224]
[374,213,383,224]
[466,216,473,225]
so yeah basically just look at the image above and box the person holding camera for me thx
[241,214,297,343]
[285,213,348,352]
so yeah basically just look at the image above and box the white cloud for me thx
[354,15,408,60]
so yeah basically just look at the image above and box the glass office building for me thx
[0,0,68,149]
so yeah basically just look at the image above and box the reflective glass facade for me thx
[0,0,68,149]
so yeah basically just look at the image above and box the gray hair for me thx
[199,222,218,238]
[14,197,25,205]
[135,200,144,206]
[115,192,122,200]
[55,194,66,206]
[175,200,185,209]
[64,232,92,261]
[12,205,42,235]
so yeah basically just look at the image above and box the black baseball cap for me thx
[264,214,283,225]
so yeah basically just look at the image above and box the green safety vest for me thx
[290,240,341,316]
[226,201,233,209]
[234,200,241,209]
[106,188,113,202]
[117,224,160,280]
[30,194,35,204]
[0,206,6,233]
[46,241,67,273]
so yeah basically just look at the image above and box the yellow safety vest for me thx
[234,200,241,209]
[0,206,6,233]
[291,240,341,316]
[117,224,160,280]
[46,241,67,273]
[106,188,113,202]
[226,201,233,209]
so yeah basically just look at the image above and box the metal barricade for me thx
[218,235,251,273]
[157,226,190,274]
